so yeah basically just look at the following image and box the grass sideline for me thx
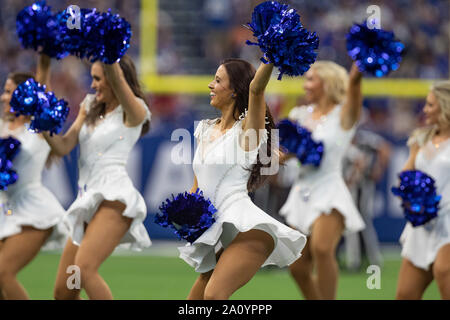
[18,247,440,300]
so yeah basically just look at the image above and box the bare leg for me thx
[187,249,223,300]
[203,229,275,300]
[53,238,82,300]
[187,270,214,300]
[288,238,320,299]
[74,200,131,300]
[432,244,450,299]
[310,210,345,300]
[0,241,3,299]
[396,258,433,299]
[0,226,52,299]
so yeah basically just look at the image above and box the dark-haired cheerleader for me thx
[0,54,67,299]
[43,56,152,300]
[179,59,306,300]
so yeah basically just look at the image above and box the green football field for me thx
[17,243,440,300]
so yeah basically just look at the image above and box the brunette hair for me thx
[221,58,276,192]
[85,55,150,135]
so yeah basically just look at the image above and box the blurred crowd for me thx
[0,0,448,137]
[0,1,448,254]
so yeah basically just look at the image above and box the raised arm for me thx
[341,63,363,130]
[42,103,86,156]
[244,62,274,132]
[102,63,147,127]
[35,54,52,90]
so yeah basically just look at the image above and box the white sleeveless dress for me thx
[0,120,67,244]
[178,118,307,273]
[279,105,365,235]
[400,137,450,270]
[65,94,152,250]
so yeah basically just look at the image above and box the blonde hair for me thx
[310,61,349,104]
[408,80,450,147]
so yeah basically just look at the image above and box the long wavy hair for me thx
[408,80,450,147]
[85,55,150,135]
[221,58,276,192]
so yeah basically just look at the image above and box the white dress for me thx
[400,137,450,270]
[279,105,365,235]
[178,118,307,273]
[0,120,67,245]
[65,94,152,250]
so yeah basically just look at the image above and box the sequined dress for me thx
[65,94,151,250]
[400,137,450,270]
[178,118,307,273]
[0,120,67,244]
[279,105,365,235]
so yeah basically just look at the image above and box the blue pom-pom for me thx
[346,22,404,77]
[29,92,70,135]
[155,189,217,244]
[10,79,69,135]
[0,137,21,191]
[246,1,319,80]
[10,78,46,116]
[57,8,132,64]
[277,119,323,167]
[391,170,441,227]
[16,1,67,59]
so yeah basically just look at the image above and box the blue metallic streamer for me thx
[155,189,217,244]
[246,1,319,80]
[346,22,404,77]
[57,8,132,64]
[277,119,323,167]
[16,1,67,59]
[0,137,21,191]
[391,170,441,227]
[10,79,69,135]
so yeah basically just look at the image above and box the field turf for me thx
[17,243,440,300]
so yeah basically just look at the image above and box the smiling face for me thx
[0,78,17,115]
[303,69,324,104]
[423,91,441,126]
[90,62,116,104]
[208,64,235,109]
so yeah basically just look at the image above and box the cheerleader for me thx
[279,61,365,299]
[0,54,66,299]
[43,55,151,300]
[180,59,306,300]
[396,81,450,300]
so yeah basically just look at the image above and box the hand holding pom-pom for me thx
[57,8,132,64]
[0,137,21,191]
[346,22,404,77]
[10,78,47,116]
[155,189,217,244]
[246,1,319,80]
[29,92,70,135]
[16,1,67,59]
[391,170,441,227]
[277,119,324,167]
[10,79,70,135]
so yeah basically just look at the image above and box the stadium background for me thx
[0,0,448,299]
